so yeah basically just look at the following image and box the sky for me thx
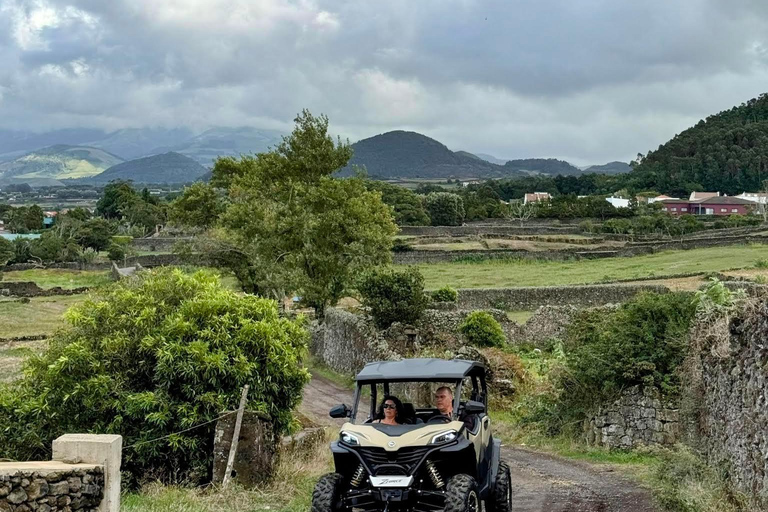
[1,0,768,166]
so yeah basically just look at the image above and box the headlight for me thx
[430,430,458,445]
[340,431,360,446]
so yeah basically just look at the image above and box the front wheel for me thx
[444,474,480,512]
[311,473,348,512]
[486,461,512,512]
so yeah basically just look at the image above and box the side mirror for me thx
[330,404,351,419]
[464,400,485,415]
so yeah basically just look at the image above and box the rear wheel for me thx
[444,474,480,512]
[486,461,512,512]
[311,473,348,512]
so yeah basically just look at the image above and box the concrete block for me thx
[52,434,121,512]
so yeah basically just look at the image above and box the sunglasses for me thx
[382,404,396,410]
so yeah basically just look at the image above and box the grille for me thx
[357,447,430,475]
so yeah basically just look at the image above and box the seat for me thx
[400,403,417,424]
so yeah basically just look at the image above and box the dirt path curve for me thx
[300,371,657,512]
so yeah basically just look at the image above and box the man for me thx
[432,386,478,431]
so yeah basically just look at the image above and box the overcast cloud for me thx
[1,0,768,164]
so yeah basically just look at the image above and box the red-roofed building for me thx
[661,196,755,216]
[523,192,551,204]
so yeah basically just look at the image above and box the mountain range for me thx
[0,127,630,185]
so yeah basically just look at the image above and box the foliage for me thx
[107,243,126,261]
[2,205,44,233]
[430,285,458,302]
[425,192,465,226]
[652,446,747,512]
[693,278,745,318]
[365,181,430,226]
[76,218,115,252]
[358,267,429,328]
[96,181,139,219]
[28,232,81,263]
[169,183,224,228]
[0,236,13,266]
[211,110,397,313]
[0,268,310,485]
[459,311,506,347]
[96,181,165,234]
[564,292,696,399]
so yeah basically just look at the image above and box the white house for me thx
[736,192,768,204]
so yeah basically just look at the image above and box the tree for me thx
[96,181,139,219]
[505,201,536,227]
[0,268,310,484]
[76,218,115,252]
[212,110,397,314]
[365,181,430,226]
[358,267,429,328]
[0,237,13,266]
[169,183,224,228]
[425,192,465,226]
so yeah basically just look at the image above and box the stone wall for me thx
[0,281,89,298]
[130,237,193,252]
[0,463,105,512]
[398,225,582,236]
[310,308,400,376]
[683,298,768,505]
[455,284,669,310]
[586,386,680,449]
[0,434,121,512]
[393,249,620,264]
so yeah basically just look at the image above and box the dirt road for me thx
[300,371,657,512]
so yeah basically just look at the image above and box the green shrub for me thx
[111,235,133,246]
[358,267,428,328]
[107,243,126,261]
[431,286,458,302]
[459,311,506,347]
[425,192,465,226]
[0,236,13,266]
[564,292,696,398]
[392,238,413,252]
[0,268,310,485]
[755,258,768,269]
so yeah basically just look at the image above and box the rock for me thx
[8,487,28,504]
[57,495,71,507]
[26,479,49,500]
[66,477,81,493]
[49,481,69,496]
[0,484,10,498]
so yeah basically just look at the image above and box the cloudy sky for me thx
[1,0,768,165]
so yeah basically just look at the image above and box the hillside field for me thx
[411,244,768,289]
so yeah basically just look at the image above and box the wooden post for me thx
[223,384,249,488]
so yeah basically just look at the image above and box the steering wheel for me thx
[427,415,451,424]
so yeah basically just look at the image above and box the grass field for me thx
[414,244,768,289]
[1,269,111,289]
[0,295,87,338]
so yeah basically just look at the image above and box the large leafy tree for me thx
[211,110,397,313]
[169,183,224,228]
[0,268,309,484]
[425,192,465,226]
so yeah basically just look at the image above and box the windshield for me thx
[351,379,472,425]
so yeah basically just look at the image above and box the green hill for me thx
[503,158,581,176]
[88,152,208,184]
[583,161,631,174]
[631,93,768,194]
[0,145,124,181]
[342,131,524,179]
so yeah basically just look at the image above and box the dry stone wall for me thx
[0,464,104,512]
[683,298,768,505]
[456,284,668,310]
[586,386,680,449]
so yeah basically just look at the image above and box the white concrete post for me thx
[52,434,122,512]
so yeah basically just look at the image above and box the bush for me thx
[107,243,126,261]
[459,311,506,347]
[430,286,458,302]
[564,292,696,397]
[392,238,413,252]
[0,236,13,266]
[425,192,465,226]
[358,267,428,328]
[0,268,310,485]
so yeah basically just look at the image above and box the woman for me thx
[375,395,404,426]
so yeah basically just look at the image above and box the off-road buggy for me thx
[311,358,512,512]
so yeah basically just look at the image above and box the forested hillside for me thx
[631,93,768,195]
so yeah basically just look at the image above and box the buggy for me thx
[311,358,512,512]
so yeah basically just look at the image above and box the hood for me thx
[339,421,465,451]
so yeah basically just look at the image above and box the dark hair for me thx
[376,395,405,424]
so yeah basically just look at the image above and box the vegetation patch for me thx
[1,269,111,289]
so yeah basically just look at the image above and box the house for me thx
[736,192,768,205]
[523,192,552,204]
[606,196,630,208]
[647,194,679,204]
[660,196,755,216]
[689,191,719,201]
